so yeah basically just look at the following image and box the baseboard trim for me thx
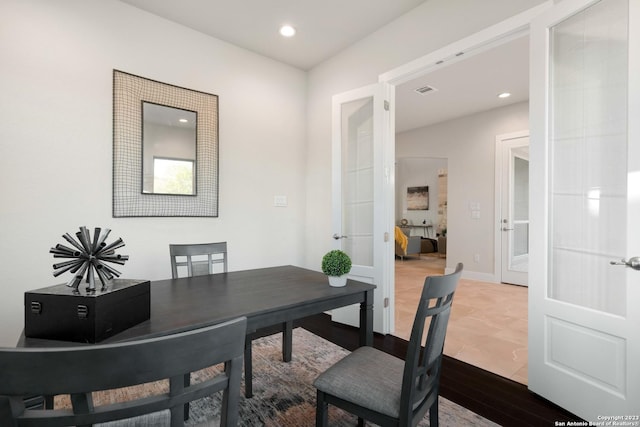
[444,267,498,283]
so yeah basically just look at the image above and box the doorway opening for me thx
[392,35,530,384]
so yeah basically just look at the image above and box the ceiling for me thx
[395,35,529,133]
[118,0,427,70]
[118,0,529,133]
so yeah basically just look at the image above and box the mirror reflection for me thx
[142,102,197,195]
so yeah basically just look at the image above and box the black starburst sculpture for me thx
[50,226,129,292]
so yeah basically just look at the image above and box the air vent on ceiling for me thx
[414,85,437,95]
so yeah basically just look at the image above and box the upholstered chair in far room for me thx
[169,242,293,398]
[314,263,464,427]
[0,317,247,427]
[394,226,422,260]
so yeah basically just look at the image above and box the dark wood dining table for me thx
[19,265,376,398]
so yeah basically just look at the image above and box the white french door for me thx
[529,0,640,420]
[497,131,530,286]
[330,83,394,334]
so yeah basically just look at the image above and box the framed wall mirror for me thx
[113,70,219,217]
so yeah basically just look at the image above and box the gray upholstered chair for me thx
[314,263,463,427]
[169,242,293,398]
[0,317,247,427]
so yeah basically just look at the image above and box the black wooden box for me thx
[24,279,150,343]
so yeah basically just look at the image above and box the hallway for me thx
[394,255,528,384]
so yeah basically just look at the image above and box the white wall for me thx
[0,0,546,345]
[0,0,307,345]
[303,0,546,272]
[396,101,530,280]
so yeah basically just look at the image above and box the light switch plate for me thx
[274,195,288,207]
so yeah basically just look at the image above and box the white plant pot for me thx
[328,275,347,287]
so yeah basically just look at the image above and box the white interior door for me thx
[331,83,394,334]
[529,0,640,419]
[497,131,529,286]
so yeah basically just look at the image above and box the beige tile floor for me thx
[394,255,528,384]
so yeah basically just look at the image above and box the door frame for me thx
[379,3,551,86]
[379,1,552,285]
[494,130,530,286]
[375,0,551,350]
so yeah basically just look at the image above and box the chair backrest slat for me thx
[399,263,463,425]
[170,242,228,279]
[0,317,247,427]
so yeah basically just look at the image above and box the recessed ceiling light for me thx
[498,92,511,99]
[279,25,296,37]
[179,118,189,123]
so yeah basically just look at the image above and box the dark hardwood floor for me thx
[296,314,580,427]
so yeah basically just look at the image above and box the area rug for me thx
[56,328,498,426]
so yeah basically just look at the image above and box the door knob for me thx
[332,234,347,240]
[502,227,514,231]
[609,257,640,270]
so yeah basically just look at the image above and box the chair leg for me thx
[282,321,293,362]
[244,336,253,398]
[429,398,439,427]
[222,357,242,427]
[315,390,328,427]
[183,373,190,421]
[357,417,365,427]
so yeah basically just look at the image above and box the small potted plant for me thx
[321,250,352,287]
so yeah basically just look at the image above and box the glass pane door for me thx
[499,133,529,286]
[331,82,393,334]
[548,0,628,315]
[341,97,374,267]
[511,150,529,273]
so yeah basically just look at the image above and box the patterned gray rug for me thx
[56,328,498,426]
[187,328,498,427]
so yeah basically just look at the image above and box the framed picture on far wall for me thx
[407,186,429,210]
